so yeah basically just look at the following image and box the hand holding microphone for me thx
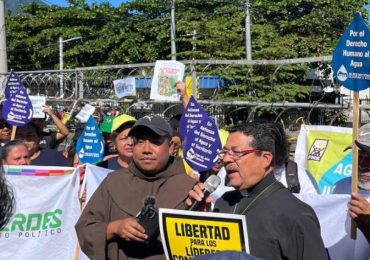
[186,175,221,211]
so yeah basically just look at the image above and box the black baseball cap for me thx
[129,115,173,137]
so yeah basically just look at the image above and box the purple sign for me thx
[2,85,33,126]
[183,117,222,172]
[180,96,207,138]
[4,72,22,99]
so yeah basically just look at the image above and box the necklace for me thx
[233,180,278,214]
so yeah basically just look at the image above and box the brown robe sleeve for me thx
[75,181,112,260]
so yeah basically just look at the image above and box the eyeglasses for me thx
[217,148,261,161]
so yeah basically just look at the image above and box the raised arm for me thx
[176,81,190,108]
[43,106,69,141]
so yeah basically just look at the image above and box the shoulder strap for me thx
[238,181,282,215]
[285,160,300,193]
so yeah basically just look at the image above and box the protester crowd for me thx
[0,83,370,260]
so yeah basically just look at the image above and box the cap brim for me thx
[129,125,168,137]
[355,140,370,153]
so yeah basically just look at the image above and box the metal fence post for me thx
[191,61,197,98]
[78,70,84,99]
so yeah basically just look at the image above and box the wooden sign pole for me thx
[10,126,17,141]
[351,91,360,240]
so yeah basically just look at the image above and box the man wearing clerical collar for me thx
[187,122,327,260]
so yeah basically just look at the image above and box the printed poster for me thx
[4,71,22,99]
[76,116,105,164]
[29,96,46,118]
[294,125,353,194]
[76,104,96,123]
[183,117,222,172]
[150,60,185,101]
[113,77,136,98]
[2,84,33,126]
[180,96,208,139]
[160,209,248,260]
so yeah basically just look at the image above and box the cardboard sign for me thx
[2,85,33,126]
[150,60,185,101]
[332,13,370,91]
[75,104,96,123]
[29,96,46,118]
[159,208,249,260]
[180,96,208,139]
[76,116,104,164]
[183,117,222,172]
[113,77,136,98]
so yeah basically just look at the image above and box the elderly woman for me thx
[1,140,30,166]
[97,115,136,170]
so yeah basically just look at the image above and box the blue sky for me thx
[44,0,131,7]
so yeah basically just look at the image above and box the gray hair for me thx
[0,140,28,161]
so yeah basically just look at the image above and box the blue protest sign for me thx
[332,13,370,91]
[76,116,105,164]
[4,71,22,99]
[2,85,33,126]
[183,117,222,172]
[180,96,208,138]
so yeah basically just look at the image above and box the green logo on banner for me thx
[1,209,62,232]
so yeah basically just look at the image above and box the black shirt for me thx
[39,132,58,149]
[31,149,71,167]
[96,156,122,171]
[214,173,328,260]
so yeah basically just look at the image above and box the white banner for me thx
[79,164,113,260]
[0,166,80,260]
[297,193,370,260]
[83,163,113,203]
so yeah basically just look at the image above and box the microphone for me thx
[144,196,156,207]
[188,175,221,211]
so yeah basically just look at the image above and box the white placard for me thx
[29,96,46,118]
[150,60,185,101]
[113,77,136,98]
[76,104,96,123]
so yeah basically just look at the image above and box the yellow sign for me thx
[61,112,71,124]
[185,76,200,98]
[160,209,248,260]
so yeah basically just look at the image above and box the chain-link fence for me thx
[0,58,358,132]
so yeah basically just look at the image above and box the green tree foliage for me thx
[5,0,369,101]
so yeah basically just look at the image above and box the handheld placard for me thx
[332,13,370,240]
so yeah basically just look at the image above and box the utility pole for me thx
[191,30,197,97]
[59,36,81,97]
[170,0,176,60]
[245,0,252,60]
[180,30,197,97]
[0,0,7,73]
